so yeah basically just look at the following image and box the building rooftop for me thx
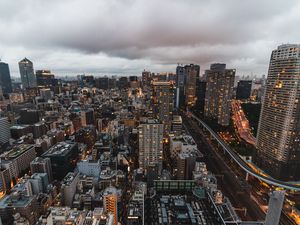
[31,156,49,163]
[152,81,172,86]
[171,135,196,146]
[0,193,34,209]
[103,186,117,196]
[172,115,182,124]
[43,141,76,157]
[147,193,220,225]
[61,172,78,186]
[0,144,34,160]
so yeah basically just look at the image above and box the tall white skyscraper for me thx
[138,119,164,172]
[256,44,300,181]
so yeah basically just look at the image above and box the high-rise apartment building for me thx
[204,63,235,126]
[138,119,164,172]
[103,186,118,225]
[142,70,152,88]
[151,81,175,130]
[19,58,36,88]
[185,64,199,106]
[256,44,300,180]
[0,61,12,94]
[175,64,200,108]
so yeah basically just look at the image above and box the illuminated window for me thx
[275,80,283,88]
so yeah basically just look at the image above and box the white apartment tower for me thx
[256,44,300,181]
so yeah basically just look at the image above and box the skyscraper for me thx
[19,58,36,88]
[236,80,252,100]
[185,64,199,106]
[138,119,164,173]
[256,44,300,180]
[0,61,12,94]
[175,64,200,108]
[151,81,175,130]
[204,63,235,126]
[195,80,206,116]
[175,65,186,108]
[103,186,118,225]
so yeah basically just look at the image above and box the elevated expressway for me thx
[189,112,300,192]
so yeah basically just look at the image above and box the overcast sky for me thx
[1,0,300,77]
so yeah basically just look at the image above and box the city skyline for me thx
[1,1,300,224]
[0,0,300,77]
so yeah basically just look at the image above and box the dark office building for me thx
[118,76,128,89]
[10,125,32,139]
[195,80,206,115]
[32,123,48,138]
[81,108,95,125]
[129,76,139,88]
[36,70,55,87]
[81,75,95,87]
[129,76,138,82]
[96,77,109,90]
[0,61,13,94]
[236,80,252,100]
[108,78,117,89]
[176,66,186,108]
[19,109,40,124]
[36,70,61,94]
[42,141,78,180]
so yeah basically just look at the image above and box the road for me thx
[188,112,300,192]
[231,99,256,145]
[183,115,265,221]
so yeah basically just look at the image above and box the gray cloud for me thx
[0,0,299,76]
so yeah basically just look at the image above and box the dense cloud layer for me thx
[0,0,300,76]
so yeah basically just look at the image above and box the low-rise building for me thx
[60,172,80,207]
[170,135,198,159]
[0,144,36,179]
[77,156,101,177]
[42,142,78,180]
